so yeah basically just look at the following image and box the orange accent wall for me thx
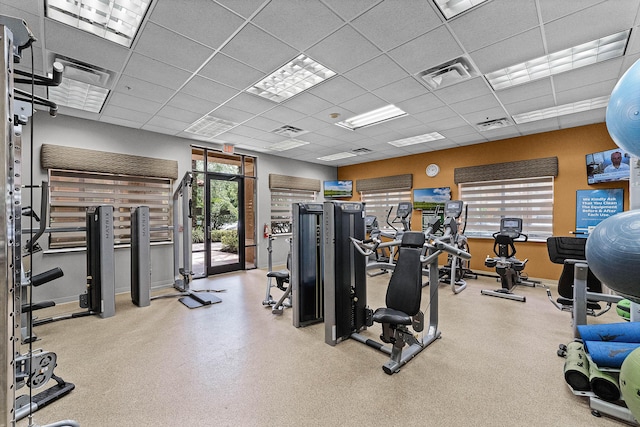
[337,123,629,281]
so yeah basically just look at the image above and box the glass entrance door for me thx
[206,174,244,275]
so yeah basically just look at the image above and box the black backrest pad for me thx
[386,232,425,316]
[546,236,586,264]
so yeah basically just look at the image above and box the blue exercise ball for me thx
[606,58,640,158]
[620,347,640,420]
[586,210,640,304]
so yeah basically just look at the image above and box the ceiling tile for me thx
[555,80,617,105]
[306,25,381,73]
[503,94,556,116]
[134,22,214,72]
[558,109,606,128]
[448,0,539,52]
[470,27,544,74]
[123,53,192,90]
[372,77,430,104]
[413,105,458,123]
[344,55,407,91]
[339,93,387,115]
[429,116,470,131]
[516,118,560,135]
[181,76,239,104]
[156,105,202,123]
[450,94,502,115]
[388,25,464,74]
[494,78,553,105]
[321,0,382,21]
[198,53,267,91]
[351,0,443,51]
[224,92,275,115]
[552,58,623,93]
[434,77,493,104]
[308,76,367,104]
[252,0,343,50]
[149,1,245,49]
[209,105,255,124]
[538,0,604,23]
[396,93,444,115]
[108,92,163,115]
[242,116,284,132]
[462,106,510,125]
[44,20,129,72]
[100,116,145,129]
[281,93,334,116]
[543,0,638,53]
[114,75,176,104]
[102,105,153,123]
[260,105,307,123]
[144,115,191,132]
[215,0,269,19]
[221,24,298,74]
[166,93,220,116]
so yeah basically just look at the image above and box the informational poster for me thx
[575,189,624,236]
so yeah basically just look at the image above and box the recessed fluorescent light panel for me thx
[512,96,610,124]
[45,0,151,47]
[48,78,109,113]
[388,132,445,147]
[317,152,357,161]
[486,30,630,90]
[433,0,489,19]
[336,105,407,130]
[267,139,309,151]
[185,115,238,138]
[246,54,336,103]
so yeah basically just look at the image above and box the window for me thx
[270,189,316,235]
[48,169,171,249]
[360,189,412,233]
[459,176,554,241]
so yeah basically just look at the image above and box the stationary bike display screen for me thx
[500,218,522,238]
[396,202,412,217]
[444,200,463,218]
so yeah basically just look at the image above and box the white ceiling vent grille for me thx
[53,55,114,87]
[352,148,372,154]
[271,125,309,138]
[419,56,478,90]
[476,118,513,131]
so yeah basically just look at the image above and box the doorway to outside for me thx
[190,147,256,279]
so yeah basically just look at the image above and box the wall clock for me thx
[426,163,440,177]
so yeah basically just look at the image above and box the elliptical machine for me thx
[437,200,472,294]
[481,218,530,302]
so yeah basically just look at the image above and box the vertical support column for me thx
[1,24,18,426]
[131,206,150,307]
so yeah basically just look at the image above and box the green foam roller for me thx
[564,342,591,391]
[617,299,631,320]
[589,362,621,402]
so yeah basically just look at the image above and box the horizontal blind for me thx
[360,190,412,233]
[49,170,171,248]
[270,189,316,235]
[459,176,554,241]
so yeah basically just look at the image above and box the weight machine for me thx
[291,202,324,327]
[262,233,291,315]
[1,15,78,427]
[152,172,222,308]
[325,200,471,374]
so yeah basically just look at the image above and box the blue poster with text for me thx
[575,189,624,236]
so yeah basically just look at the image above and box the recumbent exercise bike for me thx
[481,218,533,302]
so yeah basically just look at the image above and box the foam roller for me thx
[577,322,640,343]
[563,341,591,391]
[589,362,620,402]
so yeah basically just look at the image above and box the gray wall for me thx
[20,114,335,304]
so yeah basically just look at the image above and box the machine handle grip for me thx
[434,239,471,260]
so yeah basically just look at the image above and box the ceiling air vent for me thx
[271,125,309,138]
[53,55,114,87]
[351,148,372,154]
[476,118,513,131]
[419,56,478,90]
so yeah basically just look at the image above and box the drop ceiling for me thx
[4,0,640,166]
